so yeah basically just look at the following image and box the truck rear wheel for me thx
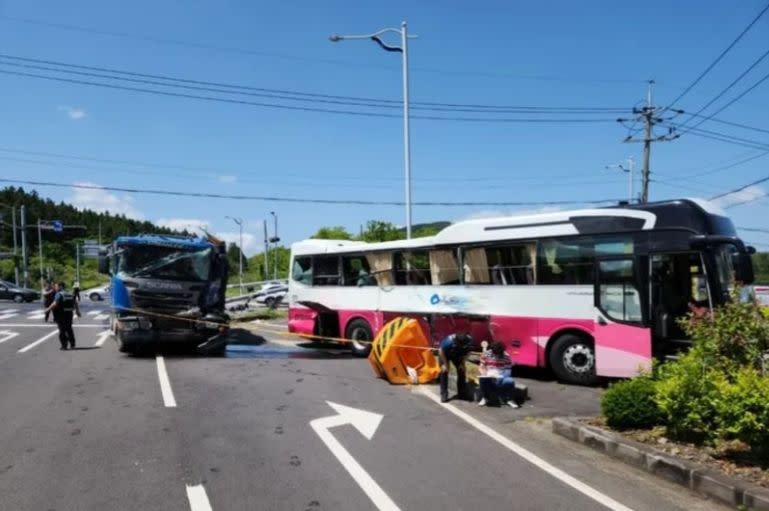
[345,319,372,357]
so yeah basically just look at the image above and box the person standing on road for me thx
[438,332,474,403]
[73,280,81,303]
[42,280,55,323]
[45,282,81,350]
[478,341,518,408]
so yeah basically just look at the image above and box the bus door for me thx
[649,252,710,352]
[593,256,652,378]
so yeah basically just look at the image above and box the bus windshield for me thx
[117,245,212,282]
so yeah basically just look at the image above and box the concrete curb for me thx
[552,417,769,510]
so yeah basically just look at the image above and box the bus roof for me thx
[116,234,213,250]
[291,198,734,256]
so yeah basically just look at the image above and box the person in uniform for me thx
[45,282,81,350]
[438,332,474,403]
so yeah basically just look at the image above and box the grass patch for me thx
[231,308,287,322]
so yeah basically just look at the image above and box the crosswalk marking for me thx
[0,331,19,344]
[93,313,110,321]
[27,311,45,320]
[87,310,100,316]
[0,311,19,321]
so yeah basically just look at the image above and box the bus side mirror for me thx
[733,252,755,285]
[98,255,110,275]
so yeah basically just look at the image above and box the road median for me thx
[552,417,769,510]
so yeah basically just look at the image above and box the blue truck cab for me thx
[98,233,229,354]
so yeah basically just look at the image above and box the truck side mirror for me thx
[733,252,755,285]
[98,255,110,275]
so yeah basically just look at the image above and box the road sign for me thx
[51,220,63,233]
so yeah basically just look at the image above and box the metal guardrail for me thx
[225,279,288,289]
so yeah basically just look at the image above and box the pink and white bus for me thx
[288,199,754,384]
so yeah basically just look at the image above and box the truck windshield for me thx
[117,245,212,281]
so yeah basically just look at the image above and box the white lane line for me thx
[0,331,20,344]
[0,323,105,328]
[94,330,111,347]
[93,313,110,321]
[87,310,100,316]
[415,387,635,511]
[185,484,213,511]
[17,330,59,353]
[156,356,177,408]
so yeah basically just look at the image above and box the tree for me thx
[359,220,402,243]
[311,226,353,240]
[752,252,769,284]
[227,243,248,272]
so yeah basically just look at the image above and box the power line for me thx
[681,112,769,135]
[0,54,628,114]
[0,15,647,84]
[667,1,769,106]
[0,69,618,124]
[662,150,769,182]
[665,123,769,151]
[738,226,769,234]
[0,147,620,185]
[0,178,622,207]
[675,47,769,131]
[710,174,769,204]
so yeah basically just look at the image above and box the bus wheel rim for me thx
[563,344,594,374]
[350,327,369,350]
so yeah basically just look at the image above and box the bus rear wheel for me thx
[549,334,598,385]
[345,319,372,358]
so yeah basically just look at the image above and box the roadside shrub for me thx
[719,368,769,459]
[681,290,769,372]
[601,376,660,430]
[655,349,730,444]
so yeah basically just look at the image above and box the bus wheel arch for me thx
[344,317,373,358]
[546,329,599,386]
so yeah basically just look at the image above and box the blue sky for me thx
[0,0,768,254]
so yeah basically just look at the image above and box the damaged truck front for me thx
[98,234,230,355]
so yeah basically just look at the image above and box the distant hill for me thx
[399,221,451,238]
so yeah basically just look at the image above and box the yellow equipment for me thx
[368,317,440,384]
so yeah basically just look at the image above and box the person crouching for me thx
[478,341,518,408]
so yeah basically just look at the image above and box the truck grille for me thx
[130,290,197,314]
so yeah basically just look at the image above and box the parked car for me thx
[0,279,40,303]
[84,284,111,301]
[255,283,288,308]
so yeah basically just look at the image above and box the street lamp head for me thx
[329,34,343,42]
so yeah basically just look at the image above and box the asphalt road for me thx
[0,301,729,511]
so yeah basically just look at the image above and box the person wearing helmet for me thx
[438,332,474,403]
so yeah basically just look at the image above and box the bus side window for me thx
[342,255,375,287]
[292,257,312,285]
[313,256,341,286]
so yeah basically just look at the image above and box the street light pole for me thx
[270,211,279,281]
[605,156,636,203]
[225,216,244,295]
[37,219,44,294]
[330,21,417,238]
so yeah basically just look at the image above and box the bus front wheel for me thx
[345,319,372,358]
[549,334,598,385]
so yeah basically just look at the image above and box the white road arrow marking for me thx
[186,484,213,511]
[94,330,111,347]
[0,330,19,344]
[310,401,399,511]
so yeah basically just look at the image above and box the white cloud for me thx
[217,175,238,184]
[218,231,258,256]
[156,218,210,233]
[455,206,562,222]
[58,106,87,120]
[70,182,144,219]
[712,185,766,209]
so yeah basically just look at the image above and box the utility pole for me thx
[20,205,28,288]
[225,216,244,295]
[605,157,636,203]
[37,219,44,292]
[270,211,279,281]
[11,206,19,285]
[263,220,270,281]
[98,221,102,246]
[75,242,81,284]
[617,81,680,203]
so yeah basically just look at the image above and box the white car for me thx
[255,284,287,308]
[84,284,111,301]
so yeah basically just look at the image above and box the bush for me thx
[601,376,661,430]
[720,368,769,459]
[681,290,769,372]
[655,349,730,444]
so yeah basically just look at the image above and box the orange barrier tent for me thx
[368,317,440,384]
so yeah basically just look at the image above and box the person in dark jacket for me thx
[45,282,81,350]
[438,332,474,403]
